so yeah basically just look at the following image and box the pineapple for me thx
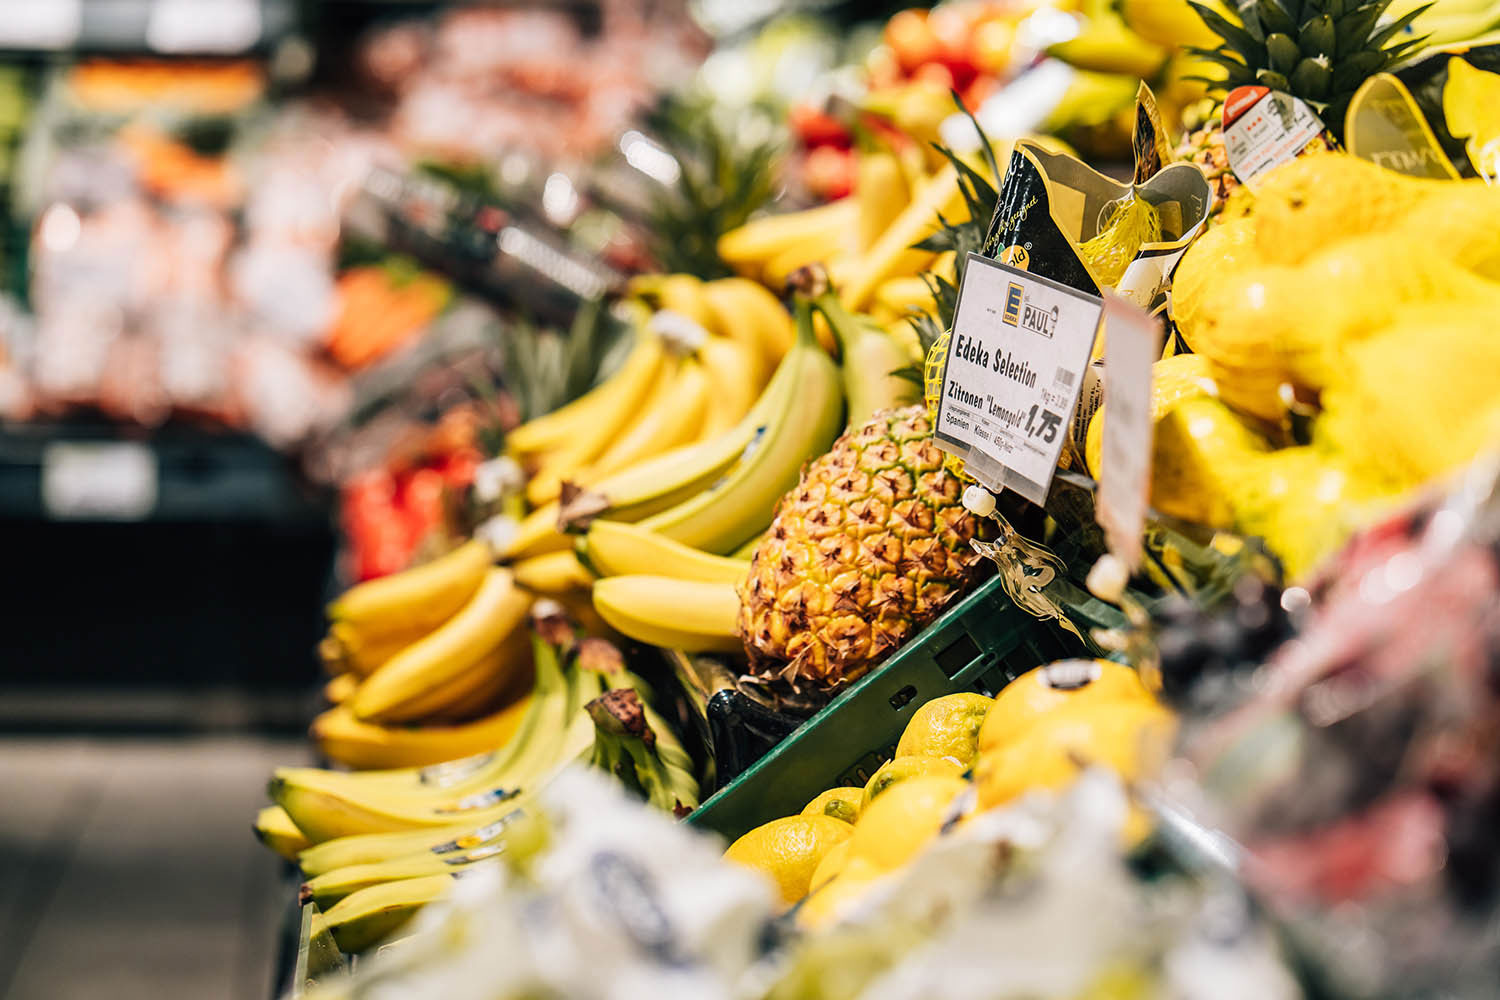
[1176,0,1432,214]
[737,406,990,694]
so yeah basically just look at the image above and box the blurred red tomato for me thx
[803,145,856,200]
[886,9,942,75]
[789,103,851,149]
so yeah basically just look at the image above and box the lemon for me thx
[980,659,1152,756]
[796,862,882,931]
[862,754,966,808]
[723,815,852,906]
[1170,217,1260,337]
[894,693,994,765]
[974,700,1176,811]
[1084,354,1217,479]
[808,837,850,893]
[1149,396,1270,526]
[850,774,970,873]
[801,787,863,824]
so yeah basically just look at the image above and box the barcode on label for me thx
[1055,367,1075,387]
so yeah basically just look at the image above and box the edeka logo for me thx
[1002,282,1023,326]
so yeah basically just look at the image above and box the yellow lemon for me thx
[980,659,1152,756]
[862,754,966,808]
[850,774,971,873]
[894,692,994,765]
[974,700,1176,811]
[808,837,850,893]
[1084,354,1217,479]
[723,815,852,906]
[801,787,863,824]
[796,863,882,931]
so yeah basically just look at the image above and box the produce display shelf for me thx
[686,574,1084,843]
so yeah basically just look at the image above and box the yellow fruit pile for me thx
[720,661,1173,930]
[1160,152,1500,577]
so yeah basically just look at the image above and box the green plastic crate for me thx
[685,575,1084,842]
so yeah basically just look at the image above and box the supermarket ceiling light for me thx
[39,204,81,254]
[542,173,580,226]
[620,131,681,186]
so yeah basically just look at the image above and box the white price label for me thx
[934,253,1102,505]
[0,0,81,49]
[42,442,157,521]
[1223,86,1326,189]
[147,0,261,54]
[1096,295,1162,569]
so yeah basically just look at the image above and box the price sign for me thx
[42,442,156,521]
[1096,295,1162,569]
[934,253,1102,505]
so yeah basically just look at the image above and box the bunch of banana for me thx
[313,541,544,769]
[502,278,794,512]
[263,617,701,954]
[582,280,918,655]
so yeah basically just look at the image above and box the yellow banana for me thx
[695,336,762,436]
[655,273,721,333]
[872,275,938,319]
[856,149,911,251]
[275,635,602,842]
[816,291,922,426]
[763,230,855,291]
[635,298,845,554]
[313,695,532,772]
[718,199,858,279]
[351,569,532,724]
[499,504,571,563]
[512,550,595,595]
[1046,1,1169,78]
[577,357,711,479]
[323,672,359,706]
[253,805,310,861]
[554,356,798,531]
[321,874,456,954]
[840,163,967,311]
[592,576,743,654]
[327,538,492,644]
[505,327,664,457]
[582,521,751,585]
[523,328,670,507]
[702,277,796,362]
[302,849,503,911]
[297,820,494,877]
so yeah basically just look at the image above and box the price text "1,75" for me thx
[1024,404,1062,443]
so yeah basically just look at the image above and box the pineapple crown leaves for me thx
[1185,0,1432,132]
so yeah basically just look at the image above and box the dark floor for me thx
[0,735,309,1000]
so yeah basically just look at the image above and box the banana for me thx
[505,326,663,457]
[581,520,751,584]
[654,273,721,334]
[592,576,743,654]
[274,619,601,842]
[253,805,310,861]
[312,693,532,771]
[815,288,922,426]
[839,163,966,311]
[499,503,572,562]
[321,622,429,678]
[695,336,763,435]
[717,199,858,280]
[327,538,492,646]
[872,275,938,320]
[523,327,670,507]
[702,277,796,362]
[634,296,845,554]
[1045,0,1169,78]
[373,624,528,726]
[323,672,358,706]
[576,357,710,479]
[351,569,533,724]
[321,874,456,954]
[763,229,855,291]
[512,549,595,595]
[554,355,799,531]
[302,847,504,911]
[297,819,497,877]
[856,149,911,251]
[730,532,765,560]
